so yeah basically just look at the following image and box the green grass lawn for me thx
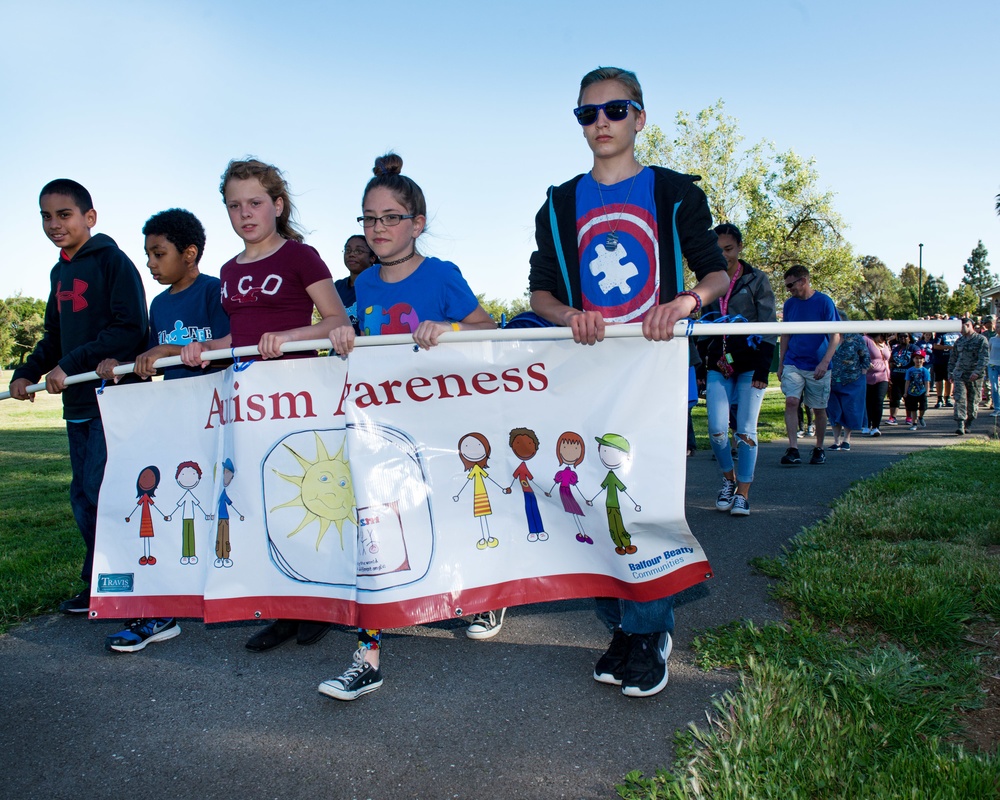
[619,438,1000,798]
[0,370,82,627]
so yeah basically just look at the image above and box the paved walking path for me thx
[0,405,990,800]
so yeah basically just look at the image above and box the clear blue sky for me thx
[2,0,997,307]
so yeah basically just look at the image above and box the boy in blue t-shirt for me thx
[96,209,229,653]
[99,209,229,382]
[904,350,931,430]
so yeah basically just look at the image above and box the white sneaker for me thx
[861,427,870,435]
[466,608,506,640]
[870,428,881,437]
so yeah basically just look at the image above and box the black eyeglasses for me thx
[343,246,371,256]
[784,277,804,290]
[357,214,416,228]
[573,99,643,126]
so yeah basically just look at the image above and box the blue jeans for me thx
[989,365,1000,409]
[595,597,675,636]
[706,370,765,484]
[66,418,107,582]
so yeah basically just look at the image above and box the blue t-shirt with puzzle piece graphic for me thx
[149,273,230,379]
[356,257,479,337]
[575,167,659,324]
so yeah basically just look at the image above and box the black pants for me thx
[865,381,888,429]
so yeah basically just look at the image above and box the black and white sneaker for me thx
[621,631,672,698]
[318,649,383,701]
[58,590,91,615]
[730,495,750,516]
[809,446,826,465]
[466,608,507,640]
[594,628,632,686]
[780,447,801,465]
[105,618,180,653]
[715,477,737,511]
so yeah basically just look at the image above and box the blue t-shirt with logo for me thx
[782,290,839,370]
[905,366,931,396]
[357,257,479,336]
[149,273,230,379]
[575,167,659,323]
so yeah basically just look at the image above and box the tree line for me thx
[1,296,46,370]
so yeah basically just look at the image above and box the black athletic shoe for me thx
[593,628,632,686]
[245,619,299,651]
[810,446,826,465]
[780,447,802,465]
[621,631,672,698]
[59,590,90,615]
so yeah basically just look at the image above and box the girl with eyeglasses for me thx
[324,153,495,701]
[181,158,350,653]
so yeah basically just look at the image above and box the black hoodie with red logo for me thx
[13,233,148,419]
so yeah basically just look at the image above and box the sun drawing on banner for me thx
[270,433,356,550]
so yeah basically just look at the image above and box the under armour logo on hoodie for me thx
[56,279,89,312]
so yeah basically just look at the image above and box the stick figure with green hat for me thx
[587,433,641,555]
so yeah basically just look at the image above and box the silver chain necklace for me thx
[595,169,640,251]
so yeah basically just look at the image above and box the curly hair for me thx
[143,209,206,264]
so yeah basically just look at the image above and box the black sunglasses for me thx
[573,99,643,126]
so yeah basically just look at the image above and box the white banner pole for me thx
[0,318,963,401]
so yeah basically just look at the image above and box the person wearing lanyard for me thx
[698,224,777,516]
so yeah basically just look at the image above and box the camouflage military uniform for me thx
[948,332,988,426]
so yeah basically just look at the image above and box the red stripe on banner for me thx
[198,560,712,629]
[87,561,712,627]
[88,594,205,620]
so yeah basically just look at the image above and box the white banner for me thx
[90,337,711,628]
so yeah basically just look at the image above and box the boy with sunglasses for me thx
[528,67,728,698]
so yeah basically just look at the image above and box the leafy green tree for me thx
[477,294,530,326]
[921,275,949,317]
[960,240,996,314]
[636,100,857,302]
[635,99,763,225]
[3,295,47,367]
[0,299,15,367]
[898,263,932,317]
[947,284,979,317]
[850,256,900,319]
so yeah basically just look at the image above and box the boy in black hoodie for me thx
[9,179,148,614]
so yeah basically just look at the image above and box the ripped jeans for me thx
[706,370,766,484]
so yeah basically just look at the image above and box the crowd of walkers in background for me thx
[688,234,998,522]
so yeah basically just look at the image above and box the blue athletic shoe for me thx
[105,618,180,653]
